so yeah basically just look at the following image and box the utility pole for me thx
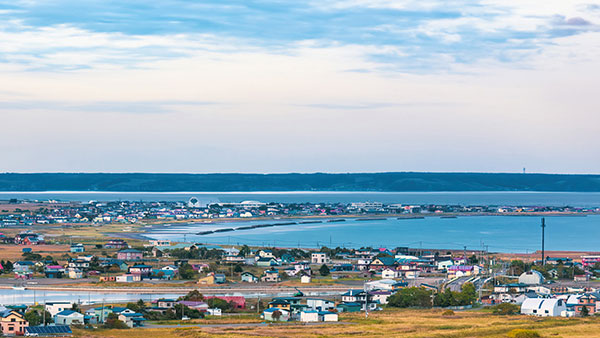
[463,246,467,265]
[541,218,546,266]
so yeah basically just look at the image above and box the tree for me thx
[24,310,42,326]
[319,264,330,276]
[388,287,433,308]
[491,303,520,315]
[207,298,233,312]
[234,264,243,273]
[271,310,282,321]
[179,290,204,301]
[179,263,197,280]
[581,305,589,317]
[103,313,129,329]
[239,245,251,257]
[71,303,81,313]
[457,283,477,305]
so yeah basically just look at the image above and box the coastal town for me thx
[0,197,600,337]
[1,197,598,227]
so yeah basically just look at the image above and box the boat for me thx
[12,286,26,290]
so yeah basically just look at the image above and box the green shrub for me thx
[507,329,541,338]
[492,303,521,315]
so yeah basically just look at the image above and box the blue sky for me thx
[0,0,599,173]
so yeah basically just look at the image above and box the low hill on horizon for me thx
[0,172,599,192]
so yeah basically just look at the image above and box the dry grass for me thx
[72,308,600,338]
[0,244,71,261]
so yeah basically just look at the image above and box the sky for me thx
[0,0,599,174]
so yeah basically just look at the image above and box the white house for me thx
[319,311,339,322]
[364,279,397,291]
[45,302,73,317]
[311,253,330,264]
[54,310,84,325]
[437,259,455,271]
[521,298,566,317]
[207,308,222,316]
[306,299,335,311]
[300,310,319,322]
[519,271,545,285]
[301,274,312,284]
[262,308,289,321]
[381,268,399,279]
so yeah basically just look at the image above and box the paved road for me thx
[145,321,353,329]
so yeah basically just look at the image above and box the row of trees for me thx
[388,284,478,308]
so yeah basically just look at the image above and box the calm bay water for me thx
[146,215,600,253]
[2,191,600,207]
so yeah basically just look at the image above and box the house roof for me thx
[118,249,142,253]
[56,310,82,317]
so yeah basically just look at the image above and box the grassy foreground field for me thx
[73,308,600,338]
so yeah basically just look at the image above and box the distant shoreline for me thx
[3,172,600,192]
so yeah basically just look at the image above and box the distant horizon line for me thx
[2,172,600,176]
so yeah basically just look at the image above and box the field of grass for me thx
[72,308,600,338]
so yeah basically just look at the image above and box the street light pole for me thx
[541,218,546,266]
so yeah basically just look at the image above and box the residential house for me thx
[105,239,129,249]
[300,310,319,322]
[45,302,73,317]
[256,257,279,267]
[54,310,85,325]
[13,261,35,277]
[301,274,312,284]
[319,311,338,322]
[369,257,396,270]
[575,293,600,315]
[370,290,392,305]
[494,283,528,294]
[241,272,258,283]
[68,259,90,270]
[336,302,362,313]
[44,265,65,279]
[116,274,142,283]
[128,264,153,279]
[306,299,335,311]
[261,270,281,283]
[262,308,290,321]
[447,265,480,278]
[258,250,275,259]
[381,267,400,279]
[311,253,330,264]
[0,310,28,336]
[118,313,145,328]
[70,244,85,253]
[67,268,84,279]
[149,239,171,247]
[268,299,292,311]
[198,272,226,285]
[117,249,143,261]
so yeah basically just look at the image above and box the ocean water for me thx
[2,191,600,207]
[146,215,600,253]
